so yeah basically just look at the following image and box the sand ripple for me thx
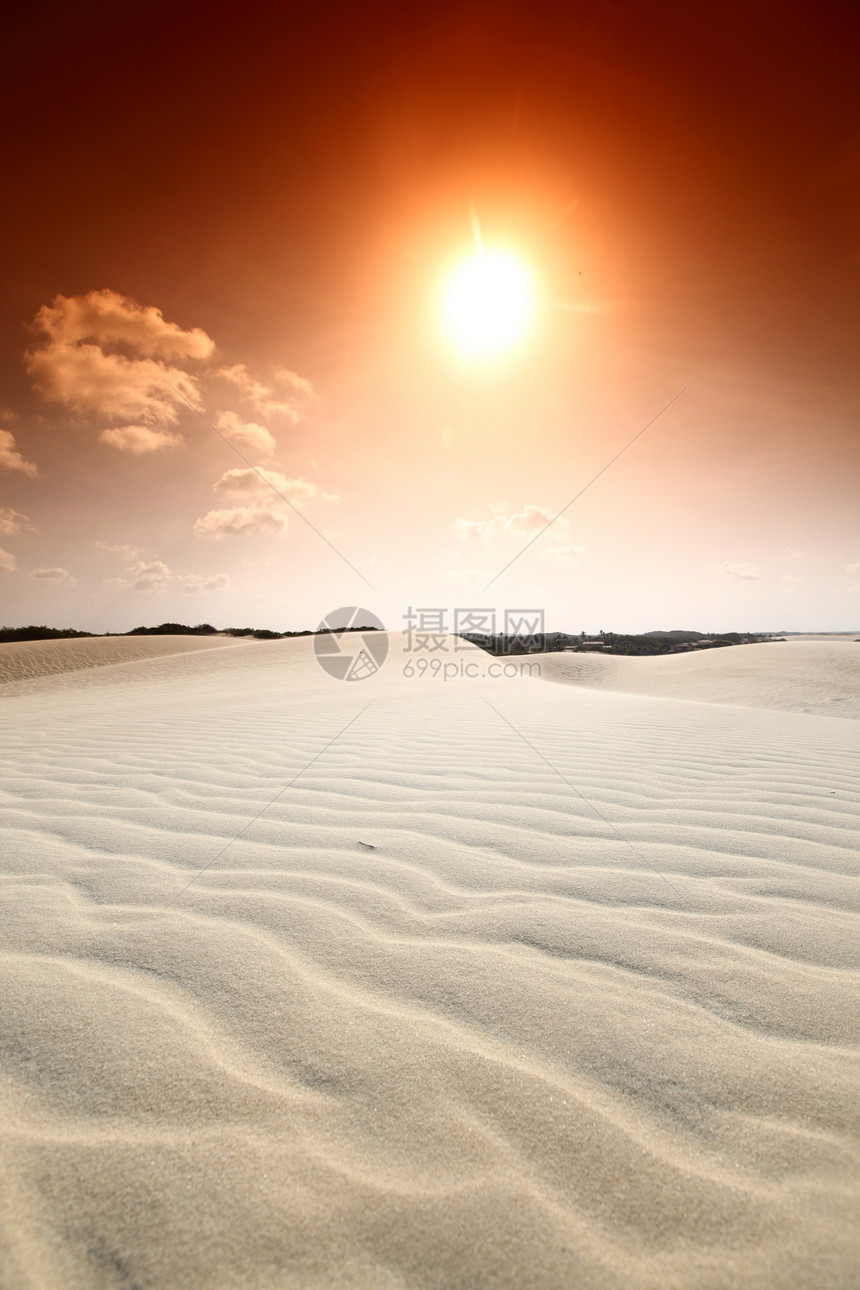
[0,637,857,1288]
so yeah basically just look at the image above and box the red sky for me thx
[1,0,858,632]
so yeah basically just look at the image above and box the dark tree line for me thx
[460,629,776,657]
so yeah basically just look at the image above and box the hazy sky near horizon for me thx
[1,0,858,634]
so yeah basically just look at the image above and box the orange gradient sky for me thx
[1,1,858,633]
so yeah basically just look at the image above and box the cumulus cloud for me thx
[718,561,762,581]
[0,429,38,476]
[215,411,276,455]
[31,290,213,359]
[26,290,212,444]
[26,567,75,585]
[452,504,560,542]
[0,507,35,535]
[194,503,290,539]
[0,548,17,573]
[219,363,312,421]
[195,469,338,539]
[99,425,183,454]
[123,560,172,592]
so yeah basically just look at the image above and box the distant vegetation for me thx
[0,626,96,643]
[461,629,780,657]
[1,623,780,652]
[1,622,382,643]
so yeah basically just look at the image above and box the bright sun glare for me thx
[442,249,533,357]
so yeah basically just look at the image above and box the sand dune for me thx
[0,634,249,687]
[535,639,860,718]
[0,635,857,1288]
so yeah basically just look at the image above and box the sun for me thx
[442,249,533,358]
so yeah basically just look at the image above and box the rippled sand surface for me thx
[536,639,860,718]
[1,636,858,1288]
[0,634,249,686]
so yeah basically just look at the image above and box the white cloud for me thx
[218,363,312,420]
[0,507,35,535]
[846,562,860,575]
[99,425,183,453]
[26,567,75,585]
[213,467,334,503]
[30,289,213,358]
[718,561,762,581]
[0,429,38,476]
[215,411,276,455]
[179,573,231,594]
[26,290,212,438]
[196,469,338,538]
[125,560,171,592]
[104,559,229,594]
[194,503,290,539]
[95,542,144,559]
[453,504,560,542]
[103,559,172,592]
[0,548,17,574]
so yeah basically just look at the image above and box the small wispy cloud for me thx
[218,364,312,421]
[0,548,17,574]
[194,503,291,539]
[99,425,182,454]
[214,411,276,455]
[0,507,35,536]
[95,542,145,560]
[717,561,762,581]
[26,567,75,585]
[0,429,38,476]
[196,470,338,539]
[212,468,334,502]
[453,504,564,542]
[179,573,232,594]
[105,560,170,592]
[104,559,230,594]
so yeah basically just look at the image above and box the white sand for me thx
[0,634,250,687]
[0,636,857,1288]
[535,639,860,718]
